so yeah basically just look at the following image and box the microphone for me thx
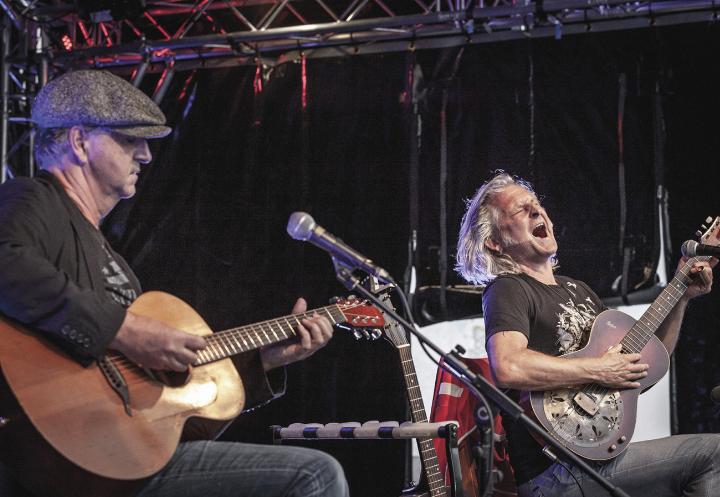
[681,240,720,258]
[711,385,720,404]
[287,212,394,284]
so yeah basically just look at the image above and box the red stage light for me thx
[61,34,73,51]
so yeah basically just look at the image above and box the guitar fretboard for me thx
[193,305,348,366]
[398,342,447,497]
[619,255,710,353]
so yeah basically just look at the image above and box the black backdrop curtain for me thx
[104,22,720,496]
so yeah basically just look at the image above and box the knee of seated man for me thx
[291,448,347,497]
[684,434,720,468]
[699,433,720,458]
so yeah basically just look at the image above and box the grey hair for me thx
[34,127,71,170]
[455,172,536,285]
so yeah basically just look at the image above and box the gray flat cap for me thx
[31,70,171,139]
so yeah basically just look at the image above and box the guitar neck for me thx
[619,255,710,353]
[192,305,346,366]
[397,346,447,497]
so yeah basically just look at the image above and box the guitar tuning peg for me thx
[701,225,708,231]
[370,329,383,340]
[352,330,363,340]
[348,295,357,301]
[696,230,704,238]
[707,216,714,224]
[328,296,340,304]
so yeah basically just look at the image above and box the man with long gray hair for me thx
[456,171,720,496]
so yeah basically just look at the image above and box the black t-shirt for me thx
[100,243,139,308]
[483,272,605,484]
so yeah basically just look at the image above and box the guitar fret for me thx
[251,326,264,347]
[196,349,209,364]
[645,310,663,326]
[238,332,251,351]
[208,341,222,360]
[631,326,651,343]
[622,333,642,349]
[632,330,649,344]
[220,337,233,357]
[268,321,281,341]
[259,323,272,344]
[282,318,293,337]
[230,335,243,354]
[322,307,337,325]
[213,339,226,358]
[247,330,259,349]
[212,336,228,358]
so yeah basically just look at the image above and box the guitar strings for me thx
[544,260,700,440]
[107,300,373,377]
[580,259,698,401]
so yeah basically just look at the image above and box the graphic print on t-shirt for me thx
[101,245,138,308]
[554,281,599,354]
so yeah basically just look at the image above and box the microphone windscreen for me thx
[710,385,720,403]
[681,240,698,258]
[287,212,315,241]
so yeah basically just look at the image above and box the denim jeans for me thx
[136,441,349,497]
[0,441,349,497]
[518,434,720,497]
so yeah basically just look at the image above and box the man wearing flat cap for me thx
[0,70,348,497]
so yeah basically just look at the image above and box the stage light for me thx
[61,34,73,51]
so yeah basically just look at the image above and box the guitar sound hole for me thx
[150,369,191,387]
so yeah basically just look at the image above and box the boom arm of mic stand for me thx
[336,268,631,497]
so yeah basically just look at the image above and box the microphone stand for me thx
[334,265,631,497]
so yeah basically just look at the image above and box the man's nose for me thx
[136,139,152,164]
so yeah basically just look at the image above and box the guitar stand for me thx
[271,421,465,497]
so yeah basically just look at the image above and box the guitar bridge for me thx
[573,391,599,416]
[98,356,132,417]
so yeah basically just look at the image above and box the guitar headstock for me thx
[375,292,410,349]
[334,296,384,340]
[697,216,720,247]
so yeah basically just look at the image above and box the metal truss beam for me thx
[1,12,44,182]
[5,1,719,72]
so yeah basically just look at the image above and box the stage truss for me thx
[1,0,719,179]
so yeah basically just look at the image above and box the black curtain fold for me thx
[103,23,720,496]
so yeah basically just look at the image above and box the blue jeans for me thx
[136,441,349,497]
[518,434,720,497]
[0,441,348,497]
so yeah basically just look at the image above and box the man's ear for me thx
[484,237,502,253]
[67,126,88,163]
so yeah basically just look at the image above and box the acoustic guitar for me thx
[528,216,720,461]
[0,291,383,497]
[374,293,449,497]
